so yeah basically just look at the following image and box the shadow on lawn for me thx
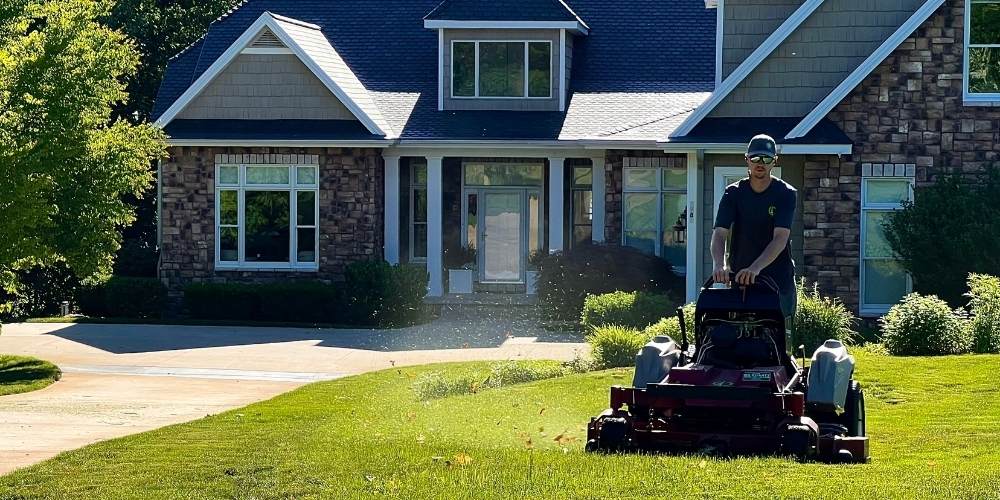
[44,313,583,354]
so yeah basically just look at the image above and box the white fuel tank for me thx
[806,339,855,409]
[632,335,681,388]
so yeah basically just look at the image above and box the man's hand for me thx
[712,266,731,285]
[734,266,761,285]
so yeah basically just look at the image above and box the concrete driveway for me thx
[0,315,586,475]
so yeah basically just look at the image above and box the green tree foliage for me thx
[0,0,166,281]
[884,168,1000,306]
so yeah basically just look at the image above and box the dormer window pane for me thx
[480,42,525,97]
[528,42,551,98]
[453,42,476,97]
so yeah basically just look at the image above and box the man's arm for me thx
[710,227,730,284]
[734,227,790,285]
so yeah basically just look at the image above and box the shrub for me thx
[884,167,1000,306]
[3,263,80,320]
[533,243,685,321]
[967,274,1000,354]
[581,291,675,330]
[586,325,647,369]
[642,302,696,342]
[880,293,972,356]
[184,281,340,323]
[343,261,428,327]
[794,279,857,353]
[78,277,167,319]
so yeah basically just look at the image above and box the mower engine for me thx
[585,276,869,464]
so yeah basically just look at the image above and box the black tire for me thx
[597,417,630,451]
[844,380,866,437]
[779,426,813,462]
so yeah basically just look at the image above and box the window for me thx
[860,177,914,314]
[571,166,593,246]
[622,167,688,274]
[965,0,1000,100]
[451,40,552,98]
[215,164,319,270]
[410,161,428,262]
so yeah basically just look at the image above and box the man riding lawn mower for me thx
[584,135,868,463]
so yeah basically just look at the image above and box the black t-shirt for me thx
[714,177,796,292]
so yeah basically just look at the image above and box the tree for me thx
[0,0,166,282]
[884,167,1000,306]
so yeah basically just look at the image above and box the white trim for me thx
[438,29,445,111]
[426,156,445,296]
[547,157,566,253]
[450,40,553,99]
[167,139,392,147]
[787,0,946,140]
[685,152,700,302]
[859,177,915,316]
[963,0,1000,104]
[423,20,588,34]
[670,0,826,138]
[559,29,567,111]
[240,47,293,55]
[384,156,401,265]
[155,12,387,136]
[715,0,724,87]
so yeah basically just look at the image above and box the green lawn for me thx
[0,355,61,396]
[3,351,1000,499]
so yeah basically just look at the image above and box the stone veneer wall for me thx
[159,146,384,303]
[603,150,689,244]
[805,0,1000,312]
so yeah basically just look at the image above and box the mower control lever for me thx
[702,272,779,294]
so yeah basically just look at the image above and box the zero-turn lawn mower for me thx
[585,274,868,463]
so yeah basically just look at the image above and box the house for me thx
[153,0,1000,316]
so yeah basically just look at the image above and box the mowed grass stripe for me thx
[3,352,1000,499]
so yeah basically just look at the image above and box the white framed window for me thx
[451,40,552,99]
[622,166,688,274]
[964,0,1000,103]
[409,160,428,262]
[215,164,319,270]
[860,177,914,315]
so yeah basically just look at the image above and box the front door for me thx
[482,191,523,283]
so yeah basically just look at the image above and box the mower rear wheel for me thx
[844,381,866,437]
[779,425,813,462]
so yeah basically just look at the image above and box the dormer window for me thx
[452,41,552,98]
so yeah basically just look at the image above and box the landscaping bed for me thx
[0,355,61,397]
[3,351,1000,498]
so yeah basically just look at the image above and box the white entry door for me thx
[482,191,523,283]
[713,166,782,220]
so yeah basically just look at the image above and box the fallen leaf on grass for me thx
[698,460,707,468]
[539,407,546,416]
[454,453,473,466]
[553,433,577,445]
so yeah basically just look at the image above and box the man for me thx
[711,134,797,319]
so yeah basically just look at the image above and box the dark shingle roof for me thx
[672,117,852,145]
[424,0,585,25]
[152,0,717,141]
[164,119,382,141]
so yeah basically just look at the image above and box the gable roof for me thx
[152,0,716,143]
[153,11,390,136]
[424,0,586,26]
[785,0,945,139]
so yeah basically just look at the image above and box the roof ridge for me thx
[598,106,701,137]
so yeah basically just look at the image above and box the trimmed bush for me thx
[794,279,856,353]
[967,274,1000,354]
[3,263,80,320]
[184,281,340,323]
[586,325,647,369]
[642,302,696,342]
[533,243,685,321]
[581,291,675,330]
[78,277,167,319]
[880,293,972,356]
[343,261,428,327]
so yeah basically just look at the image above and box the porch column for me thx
[591,155,606,243]
[685,151,702,303]
[383,155,400,265]
[426,156,445,296]
[548,157,565,253]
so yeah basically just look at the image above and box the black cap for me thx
[746,134,777,158]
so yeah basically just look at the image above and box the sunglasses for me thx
[748,155,776,165]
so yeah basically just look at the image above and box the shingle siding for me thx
[713,0,926,118]
[722,0,803,80]
[177,54,357,120]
